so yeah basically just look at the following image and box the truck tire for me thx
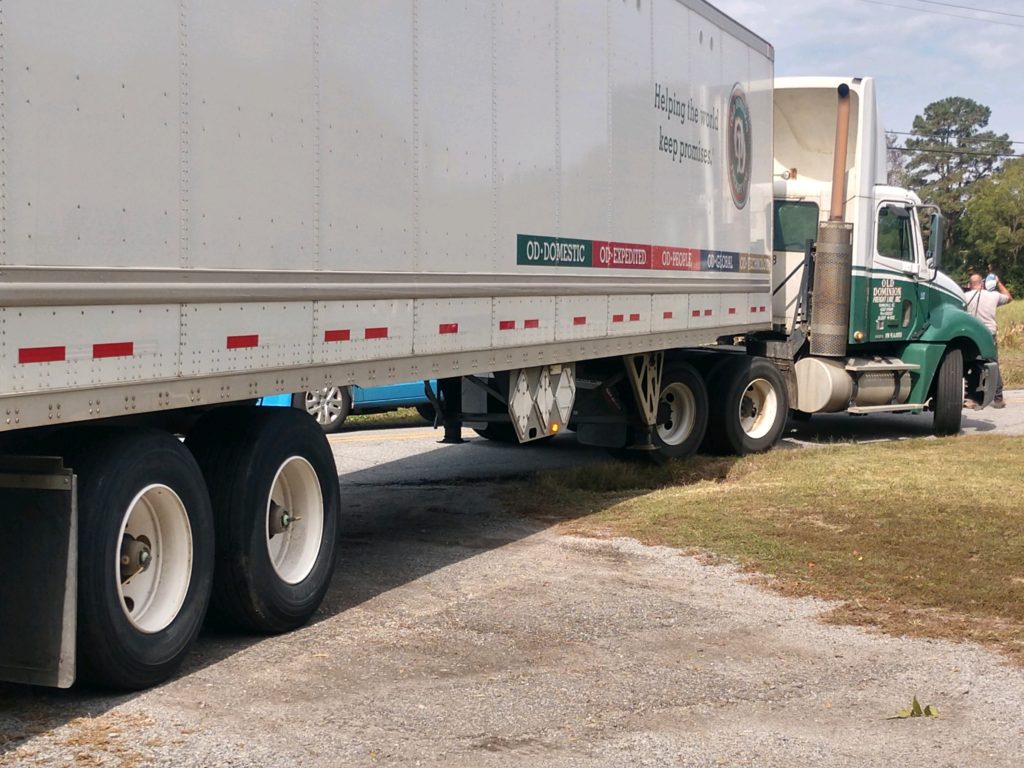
[703,356,789,455]
[187,407,340,634]
[653,364,708,459]
[69,429,214,690]
[932,348,963,437]
[294,386,351,433]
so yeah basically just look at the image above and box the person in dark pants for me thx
[963,271,1012,408]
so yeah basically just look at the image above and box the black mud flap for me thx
[0,457,76,688]
[978,361,999,408]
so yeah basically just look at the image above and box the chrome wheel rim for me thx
[304,387,346,428]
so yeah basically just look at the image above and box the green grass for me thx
[340,407,432,430]
[998,302,1024,388]
[518,437,1024,661]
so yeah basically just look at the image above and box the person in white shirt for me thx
[963,271,1012,408]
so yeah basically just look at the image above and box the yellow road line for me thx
[329,429,473,445]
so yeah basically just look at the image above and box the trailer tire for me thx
[188,407,340,634]
[652,364,708,459]
[703,356,789,455]
[932,348,963,437]
[69,429,214,690]
[294,386,351,433]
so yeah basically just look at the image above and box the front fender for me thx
[919,304,996,359]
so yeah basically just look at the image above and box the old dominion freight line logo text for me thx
[516,234,768,274]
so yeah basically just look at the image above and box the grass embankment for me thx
[997,301,1024,388]
[341,407,432,430]
[521,437,1024,661]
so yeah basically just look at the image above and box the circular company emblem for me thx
[727,84,752,210]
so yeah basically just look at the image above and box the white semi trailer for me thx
[0,1,996,690]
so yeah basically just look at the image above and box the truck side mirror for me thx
[926,210,943,273]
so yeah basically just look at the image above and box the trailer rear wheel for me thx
[704,357,788,455]
[932,348,963,436]
[70,429,214,690]
[653,364,708,459]
[188,407,339,633]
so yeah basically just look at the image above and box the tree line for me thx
[887,97,1022,292]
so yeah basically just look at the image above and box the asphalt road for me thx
[1,394,1022,767]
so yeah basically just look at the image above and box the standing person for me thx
[963,271,1012,408]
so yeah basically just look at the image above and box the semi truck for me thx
[0,0,997,691]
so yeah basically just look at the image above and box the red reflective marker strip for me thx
[499,320,516,331]
[573,316,587,326]
[364,327,389,340]
[612,314,624,323]
[704,309,713,317]
[227,334,259,350]
[760,306,766,312]
[19,346,66,364]
[439,323,459,335]
[728,307,737,315]
[93,342,134,359]
[629,313,640,322]
[750,306,757,313]
[691,310,701,318]
[663,311,673,320]
[524,318,540,329]
[324,329,351,343]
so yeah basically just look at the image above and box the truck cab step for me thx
[846,402,926,414]
[844,359,920,373]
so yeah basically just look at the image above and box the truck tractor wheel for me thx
[703,356,789,455]
[187,406,339,634]
[653,364,708,459]
[932,348,963,437]
[294,385,351,433]
[69,429,214,690]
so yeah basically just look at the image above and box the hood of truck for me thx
[932,270,966,307]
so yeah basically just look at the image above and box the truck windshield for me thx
[773,201,819,252]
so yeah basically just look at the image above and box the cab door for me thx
[866,202,927,343]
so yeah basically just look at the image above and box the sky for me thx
[712,0,1024,154]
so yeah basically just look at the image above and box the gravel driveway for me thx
[2,469,1022,767]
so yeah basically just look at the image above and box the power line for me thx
[859,0,1024,27]
[891,146,1022,159]
[909,0,1024,20]
[888,130,1024,147]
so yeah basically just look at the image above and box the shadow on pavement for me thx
[0,437,614,754]
[782,407,999,444]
